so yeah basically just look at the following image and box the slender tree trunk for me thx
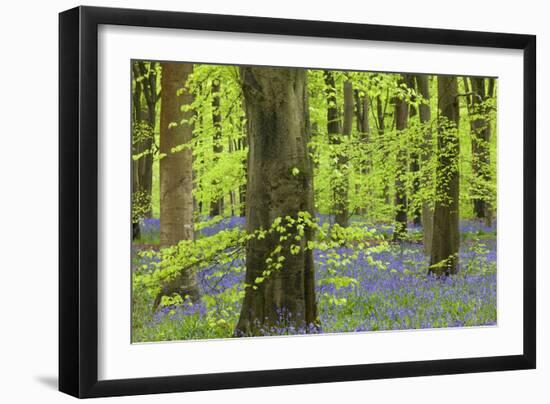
[406,75,422,226]
[131,61,157,239]
[342,80,354,138]
[228,136,236,216]
[377,94,391,205]
[157,62,199,304]
[361,96,371,137]
[430,76,460,276]
[235,67,318,336]
[416,74,433,255]
[488,78,496,98]
[376,95,385,136]
[137,61,157,219]
[131,65,143,241]
[484,78,495,226]
[393,75,409,242]
[469,77,492,225]
[354,90,371,216]
[339,78,354,225]
[239,101,247,217]
[210,79,224,217]
[354,89,364,133]
[354,90,371,136]
[193,102,205,218]
[324,71,350,227]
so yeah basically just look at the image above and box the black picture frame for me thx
[59,5,536,398]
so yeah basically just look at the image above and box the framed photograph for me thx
[59,6,536,398]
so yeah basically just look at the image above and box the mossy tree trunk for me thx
[235,67,318,336]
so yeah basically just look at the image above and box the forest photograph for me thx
[131,60,497,342]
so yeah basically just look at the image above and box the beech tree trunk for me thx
[485,78,495,226]
[235,67,318,336]
[239,137,247,217]
[323,71,350,227]
[354,90,371,216]
[137,62,157,218]
[239,100,248,217]
[376,94,386,136]
[131,66,143,241]
[210,79,224,217]
[228,136,236,216]
[469,77,492,225]
[416,74,433,256]
[377,94,391,205]
[393,75,409,242]
[157,62,199,303]
[133,62,157,217]
[354,90,364,133]
[406,75,422,226]
[131,62,157,240]
[339,78,354,226]
[430,76,460,276]
[361,95,371,137]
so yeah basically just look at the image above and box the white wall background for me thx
[0,0,545,402]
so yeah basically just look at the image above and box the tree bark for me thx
[406,75,422,226]
[338,78,354,225]
[354,89,363,133]
[323,71,350,227]
[469,77,492,224]
[376,94,391,205]
[354,90,371,216]
[239,100,248,217]
[342,80,354,137]
[131,62,158,240]
[416,74,433,255]
[228,136,236,216]
[138,62,157,218]
[131,64,143,241]
[430,76,460,276]
[210,78,224,217]
[393,75,409,242]
[376,95,385,136]
[361,95,371,137]
[158,62,199,302]
[134,62,157,219]
[235,67,318,336]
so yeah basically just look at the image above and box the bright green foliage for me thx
[131,63,498,342]
[131,190,151,225]
[134,225,245,300]
[136,66,496,226]
[132,212,394,341]
[186,65,247,216]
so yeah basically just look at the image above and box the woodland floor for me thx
[131,217,497,342]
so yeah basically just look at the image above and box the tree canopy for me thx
[131,61,497,341]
